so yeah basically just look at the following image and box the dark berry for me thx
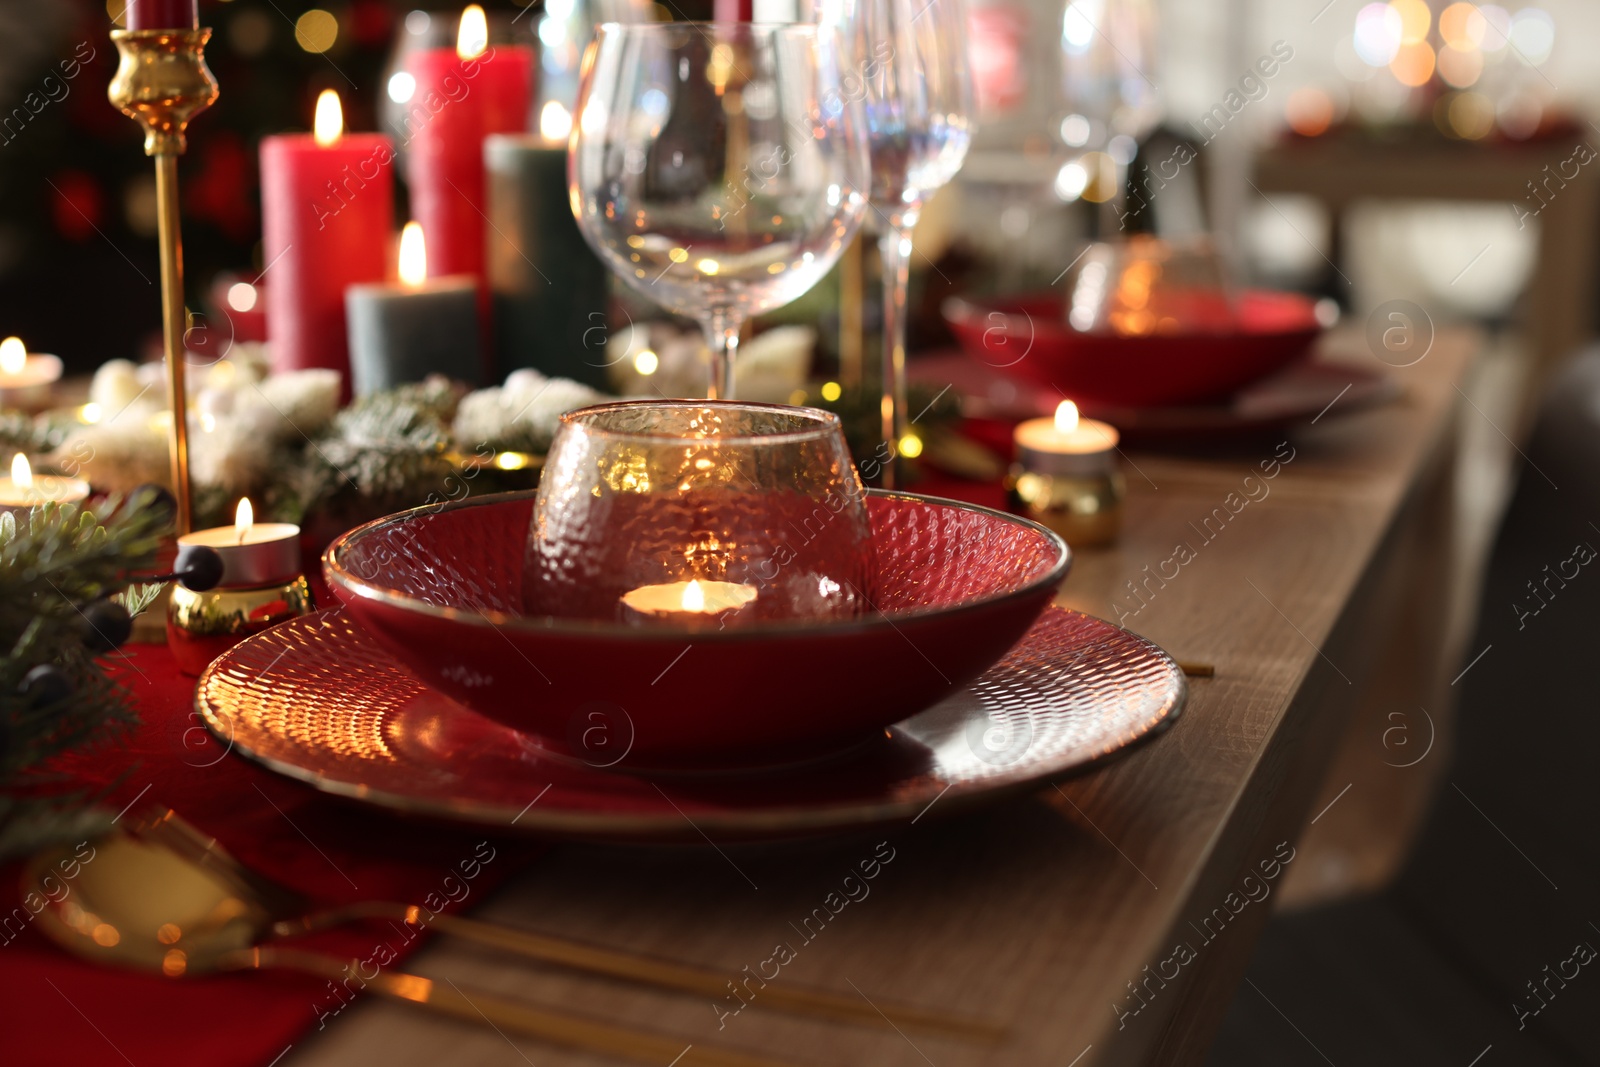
[80,600,133,654]
[175,544,225,592]
[19,664,73,708]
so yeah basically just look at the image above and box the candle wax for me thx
[621,580,759,622]
[178,521,302,587]
[485,134,611,388]
[346,275,482,395]
[1013,416,1119,455]
[406,45,534,283]
[260,132,394,399]
[0,475,89,510]
[0,354,63,391]
[123,0,199,31]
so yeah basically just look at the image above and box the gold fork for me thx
[130,806,1006,1043]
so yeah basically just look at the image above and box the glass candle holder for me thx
[526,401,875,627]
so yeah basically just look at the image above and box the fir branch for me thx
[0,489,171,859]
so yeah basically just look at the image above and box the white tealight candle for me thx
[620,578,758,625]
[176,497,301,587]
[0,453,90,515]
[0,336,64,406]
[1013,400,1119,476]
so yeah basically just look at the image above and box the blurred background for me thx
[1,0,1593,375]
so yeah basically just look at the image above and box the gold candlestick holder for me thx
[107,28,219,535]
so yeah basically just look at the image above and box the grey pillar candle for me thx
[485,130,610,389]
[345,223,483,395]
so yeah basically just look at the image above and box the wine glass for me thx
[819,0,974,486]
[1058,0,1160,228]
[570,22,870,399]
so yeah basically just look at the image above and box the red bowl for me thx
[325,490,1070,771]
[943,289,1323,407]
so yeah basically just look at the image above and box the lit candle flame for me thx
[681,579,705,612]
[11,453,31,489]
[539,101,572,143]
[398,222,428,287]
[0,337,26,375]
[235,497,254,543]
[313,90,344,147]
[1054,400,1080,434]
[457,5,489,60]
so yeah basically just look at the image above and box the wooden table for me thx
[1254,136,1599,399]
[289,331,1478,1067]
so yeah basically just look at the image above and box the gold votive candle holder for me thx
[1006,401,1125,548]
[167,499,314,675]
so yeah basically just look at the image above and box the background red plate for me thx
[909,352,1398,448]
[944,289,1325,407]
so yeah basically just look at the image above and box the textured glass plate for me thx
[197,607,1186,841]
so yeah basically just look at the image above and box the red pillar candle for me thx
[122,0,198,30]
[405,5,533,283]
[260,91,394,397]
[713,0,755,19]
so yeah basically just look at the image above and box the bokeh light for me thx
[1078,152,1118,204]
[1054,161,1089,202]
[1062,1,1099,55]
[1439,2,1487,49]
[295,9,339,54]
[1509,8,1554,65]
[1497,91,1543,139]
[229,9,273,55]
[1285,87,1336,137]
[1437,44,1484,88]
[387,72,416,104]
[1354,4,1403,67]
[1477,5,1513,51]
[1390,41,1436,87]
[1388,0,1431,45]
[226,283,258,312]
[1060,114,1092,147]
[1446,92,1495,139]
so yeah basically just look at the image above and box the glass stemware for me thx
[569,22,870,399]
[1057,0,1160,229]
[821,0,974,486]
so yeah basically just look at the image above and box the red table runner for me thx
[0,468,1003,1067]
[0,641,539,1067]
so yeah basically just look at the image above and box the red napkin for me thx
[0,642,539,1067]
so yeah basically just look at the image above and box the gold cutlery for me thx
[99,807,1006,1043]
[25,832,792,1067]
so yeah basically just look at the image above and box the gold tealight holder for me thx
[167,500,315,675]
[1006,401,1125,548]
[168,579,316,676]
